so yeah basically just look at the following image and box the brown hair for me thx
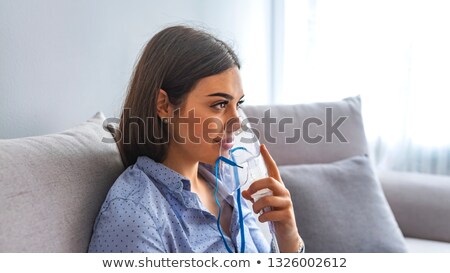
[117,25,241,168]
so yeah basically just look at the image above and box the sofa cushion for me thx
[241,96,368,166]
[280,155,408,252]
[378,170,450,243]
[0,112,124,252]
[404,237,450,253]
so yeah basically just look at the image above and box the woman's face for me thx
[168,67,245,166]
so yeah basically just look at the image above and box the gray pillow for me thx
[280,155,408,253]
[241,96,369,166]
[0,112,124,252]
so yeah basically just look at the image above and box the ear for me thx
[157,89,172,119]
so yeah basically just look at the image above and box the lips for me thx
[215,135,234,150]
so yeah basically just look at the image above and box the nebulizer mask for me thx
[213,112,280,253]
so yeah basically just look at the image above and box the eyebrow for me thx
[207,92,245,100]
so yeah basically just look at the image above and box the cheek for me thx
[200,116,226,143]
[174,118,217,145]
[194,117,224,162]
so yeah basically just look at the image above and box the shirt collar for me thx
[136,156,234,205]
[198,162,236,205]
[135,156,190,193]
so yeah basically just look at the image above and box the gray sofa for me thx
[1,96,449,252]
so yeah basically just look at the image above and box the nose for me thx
[225,108,242,134]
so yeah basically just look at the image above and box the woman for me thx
[88,25,304,253]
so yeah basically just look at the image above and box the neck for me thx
[161,144,200,187]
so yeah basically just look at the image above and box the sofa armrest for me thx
[377,170,450,243]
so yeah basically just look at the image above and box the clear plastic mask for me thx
[215,121,268,196]
[212,112,279,253]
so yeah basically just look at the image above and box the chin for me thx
[201,142,221,164]
[201,156,219,167]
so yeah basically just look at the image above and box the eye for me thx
[211,99,245,110]
[211,101,229,110]
[237,99,245,109]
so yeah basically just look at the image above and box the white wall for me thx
[199,0,272,106]
[0,0,272,139]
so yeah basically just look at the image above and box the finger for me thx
[247,177,290,197]
[258,209,291,223]
[260,144,283,184]
[241,190,254,203]
[252,195,291,214]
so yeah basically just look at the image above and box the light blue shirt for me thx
[88,155,272,253]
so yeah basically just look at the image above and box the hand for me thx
[242,144,303,253]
